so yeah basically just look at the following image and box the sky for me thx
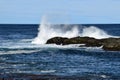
[0,0,120,24]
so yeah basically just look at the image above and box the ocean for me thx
[0,24,120,79]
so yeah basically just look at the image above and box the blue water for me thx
[0,24,120,79]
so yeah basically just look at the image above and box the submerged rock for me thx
[46,36,120,51]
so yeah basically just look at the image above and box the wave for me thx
[0,43,104,55]
[80,26,113,39]
[32,16,79,44]
[0,49,40,55]
[40,70,56,73]
[32,16,114,44]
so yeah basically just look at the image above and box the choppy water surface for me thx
[0,24,120,79]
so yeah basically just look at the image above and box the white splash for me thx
[80,26,112,39]
[32,16,113,44]
[32,16,79,44]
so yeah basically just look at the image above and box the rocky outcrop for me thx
[46,37,68,45]
[102,38,120,51]
[46,36,120,51]
[63,37,102,47]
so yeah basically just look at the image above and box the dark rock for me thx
[46,36,102,47]
[102,38,120,51]
[46,36,120,51]
[63,37,102,47]
[46,37,68,45]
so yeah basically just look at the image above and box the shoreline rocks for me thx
[46,36,120,51]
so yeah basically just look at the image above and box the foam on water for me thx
[40,70,56,73]
[32,16,114,44]
[0,50,40,55]
[0,42,104,55]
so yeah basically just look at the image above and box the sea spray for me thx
[32,16,79,44]
[32,16,113,44]
[81,26,112,39]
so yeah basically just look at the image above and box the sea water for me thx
[0,24,120,79]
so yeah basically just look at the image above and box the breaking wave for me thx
[32,16,113,44]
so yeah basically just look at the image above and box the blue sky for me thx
[0,0,120,24]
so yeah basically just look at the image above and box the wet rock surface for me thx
[46,36,120,51]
